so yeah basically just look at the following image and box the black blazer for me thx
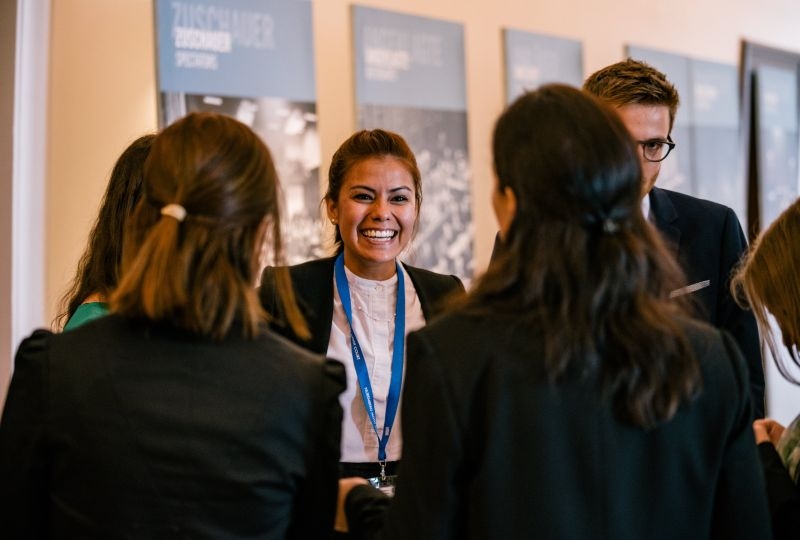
[649,187,764,417]
[0,316,345,539]
[757,441,800,538]
[259,256,465,354]
[346,312,771,539]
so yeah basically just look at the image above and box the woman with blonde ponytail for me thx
[112,113,309,341]
[0,112,345,538]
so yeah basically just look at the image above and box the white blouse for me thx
[327,264,426,463]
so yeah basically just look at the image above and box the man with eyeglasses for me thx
[584,58,764,419]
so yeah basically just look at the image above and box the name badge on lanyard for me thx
[334,253,405,493]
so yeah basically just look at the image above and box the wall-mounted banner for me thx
[156,0,315,99]
[755,65,799,227]
[155,0,322,265]
[626,45,694,197]
[689,59,744,222]
[353,6,473,281]
[502,29,583,104]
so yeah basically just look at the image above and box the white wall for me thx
[46,0,157,333]
[2,0,49,409]
[0,0,17,403]
[10,0,800,416]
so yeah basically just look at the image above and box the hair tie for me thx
[582,211,623,235]
[602,217,620,234]
[161,203,187,222]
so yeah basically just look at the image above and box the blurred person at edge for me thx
[732,197,800,539]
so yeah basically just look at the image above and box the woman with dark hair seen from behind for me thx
[56,133,154,330]
[0,112,345,538]
[731,198,800,538]
[260,129,464,489]
[336,85,769,539]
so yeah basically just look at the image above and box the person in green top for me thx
[56,133,155,331]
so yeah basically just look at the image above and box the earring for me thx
[331,218,337,225]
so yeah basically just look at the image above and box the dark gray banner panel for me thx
[353,6,473,280]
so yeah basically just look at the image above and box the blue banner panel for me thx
[155,0,322,264]
[691,60,738,129]
[155,0,315,101]
[353,6,466,111]
[756,65,799,227]
[353,7,472,280]
[689,60,744,221]
[503,29,583,104]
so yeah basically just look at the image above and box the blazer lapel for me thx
[290,258,336,354]
[648,187,680,259]
[404,265,434,321]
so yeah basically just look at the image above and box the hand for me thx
[334,477,369,532]
[753,418,786,446]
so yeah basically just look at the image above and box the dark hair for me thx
[583,58,680,132]
[110,112,308,341]
[470,84,698,429]
[731,198,800,384]
[55,134,155,330]
[325,129,421,253]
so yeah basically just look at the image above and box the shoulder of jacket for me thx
[658,187,733,215]
[403,263,462,287]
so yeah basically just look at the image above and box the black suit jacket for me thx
[259,257,465,354]
[757,442,800,539]
[346,312,771,539]
[649,187,764,417]
[0,316,345,539]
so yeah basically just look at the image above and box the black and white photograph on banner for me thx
[359,104,473,279]
[162,93,324,264]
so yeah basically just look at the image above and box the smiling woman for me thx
[259,128,465,488]
[326,156,418,280]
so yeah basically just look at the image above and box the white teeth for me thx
[362,229,396,239]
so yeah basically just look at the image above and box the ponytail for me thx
[110,112,309,341]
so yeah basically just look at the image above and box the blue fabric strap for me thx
[334,253,405,463]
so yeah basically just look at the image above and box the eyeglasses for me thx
[637,136,676,162]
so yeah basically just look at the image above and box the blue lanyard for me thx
[334,253,405,466]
